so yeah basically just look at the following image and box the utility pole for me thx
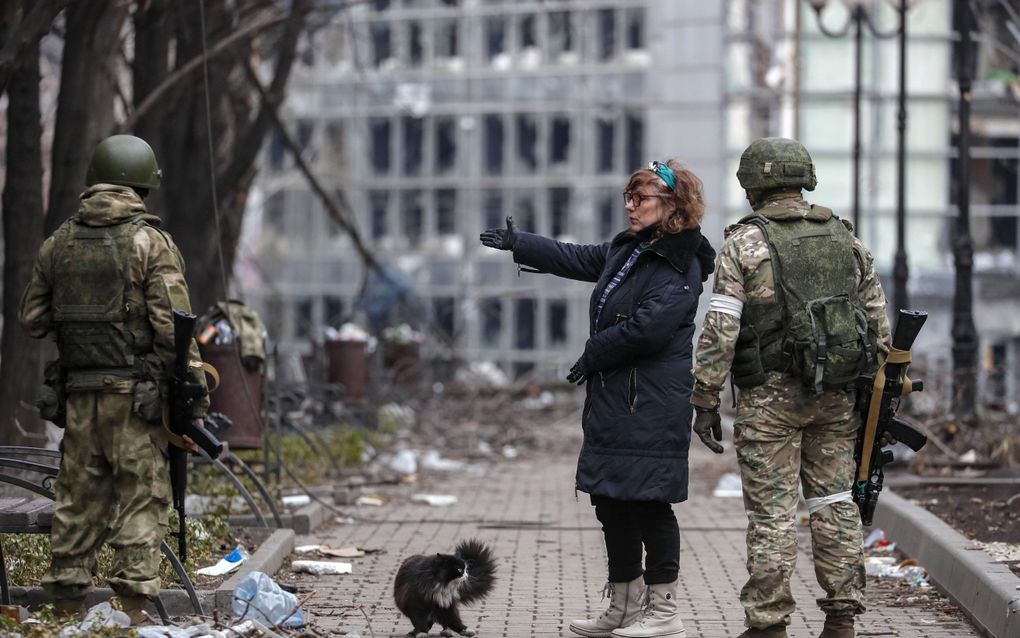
[952,0,978,422]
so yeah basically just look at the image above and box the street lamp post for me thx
[806,0,909,312]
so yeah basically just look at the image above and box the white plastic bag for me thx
[291,560,353,575]
[231,571,305,628]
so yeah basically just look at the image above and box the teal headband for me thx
[649,160,677,191]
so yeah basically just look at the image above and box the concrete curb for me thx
[229,501,327,535]
[213,527,295,614]
[8,528,296,619]
[874,489,1020,638]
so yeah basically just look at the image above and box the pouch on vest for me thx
[37,359,67,428]
[790,294,873,393]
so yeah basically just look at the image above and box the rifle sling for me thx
[857,347,913,483]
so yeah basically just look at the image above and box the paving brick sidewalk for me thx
[288,414,981,638]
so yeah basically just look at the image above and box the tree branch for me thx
[121,9,288,132]
[0,0,71,95]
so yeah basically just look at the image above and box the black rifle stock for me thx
[168,309,224,562]
[853,309,928,526]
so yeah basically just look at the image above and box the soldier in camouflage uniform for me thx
[691,138,891,638]
[19,134,208,624]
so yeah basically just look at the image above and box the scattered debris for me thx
[291,560,353,575]
[411,494,458,507]
[196,546,249,577]
[712,472,743,498]
[232,571,306,628]
[355,494,384,507]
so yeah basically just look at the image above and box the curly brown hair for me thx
[625,159,706,235]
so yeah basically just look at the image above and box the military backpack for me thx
[731,205,879,393]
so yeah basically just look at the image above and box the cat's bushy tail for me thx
[455,539,496,605]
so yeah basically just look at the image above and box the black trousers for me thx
[591,495,680,585]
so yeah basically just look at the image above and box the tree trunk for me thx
[44,1,128,234]
[0,22,45,445]
[154,0,309,314]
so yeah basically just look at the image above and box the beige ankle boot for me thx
[610,580,685,638]
[569,575,645,638]
[819,614,854,638]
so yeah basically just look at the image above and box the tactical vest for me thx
[50,217,155,371]
[731,206,878,393]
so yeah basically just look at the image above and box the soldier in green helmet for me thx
[19,134,209,624]
[691,138,891,638]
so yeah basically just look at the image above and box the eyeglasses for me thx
[623,191,667,207]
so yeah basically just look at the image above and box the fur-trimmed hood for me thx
[610,225,716,282]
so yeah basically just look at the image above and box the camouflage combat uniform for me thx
[19,184,208,600]
[692,191,891,629]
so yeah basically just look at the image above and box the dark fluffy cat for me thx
[393,539,496,638]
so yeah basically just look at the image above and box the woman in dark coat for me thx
[480,160,715,638]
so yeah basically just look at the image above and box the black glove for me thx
[693,408,724,454]
[479,216,518,251]
[566,356,588,385]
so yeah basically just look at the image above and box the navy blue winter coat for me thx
[512,226,716,503]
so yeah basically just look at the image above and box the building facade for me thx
[244,0,1020,407]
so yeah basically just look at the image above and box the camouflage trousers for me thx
[733,374,865,629]
[42,390,170,600]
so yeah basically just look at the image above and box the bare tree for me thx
[45,1,129,234]
[0,0,46,445]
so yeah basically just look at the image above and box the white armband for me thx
[708,294,744,319]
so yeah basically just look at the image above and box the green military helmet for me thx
[86,134,162,190]
[736,137,817,192]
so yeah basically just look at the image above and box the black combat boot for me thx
[737,624,788,638]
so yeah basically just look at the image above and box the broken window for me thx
[436,189,457,235]
[519,14,537,48]
[480,297,502,346]
[435,117,456,174]
[483,114,504,174]
[369,190,389,240]
[402,116,424,176]
[373,0,390,10]
[402,190,424,247]
[549,187,570,237]
[408,21,423,67]
[625,8,645,49]
[371,23,392,68]
[597,118,615,173]
[951,135,1020,251]
[435,19,459,59]
[516,114,538,173]
[548,11,574,63]
[325,121,345,170]
[548,300,568,345]
[268,130,286,170]
[296,298,314,340]
[515,298,536,349]
[433,297,455,340]
[514,191,536,232]
[266,192,286,234]
[549,115,570,168]
[325,297,345,328]
[597,189,616,240]
[369,118,391,174]
[626,113,644,172]
[483,189,503,229]
[486,17,506,63]
[598,9,616,61]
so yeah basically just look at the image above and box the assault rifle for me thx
[853,309,928,526]
[168,309,224,562]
